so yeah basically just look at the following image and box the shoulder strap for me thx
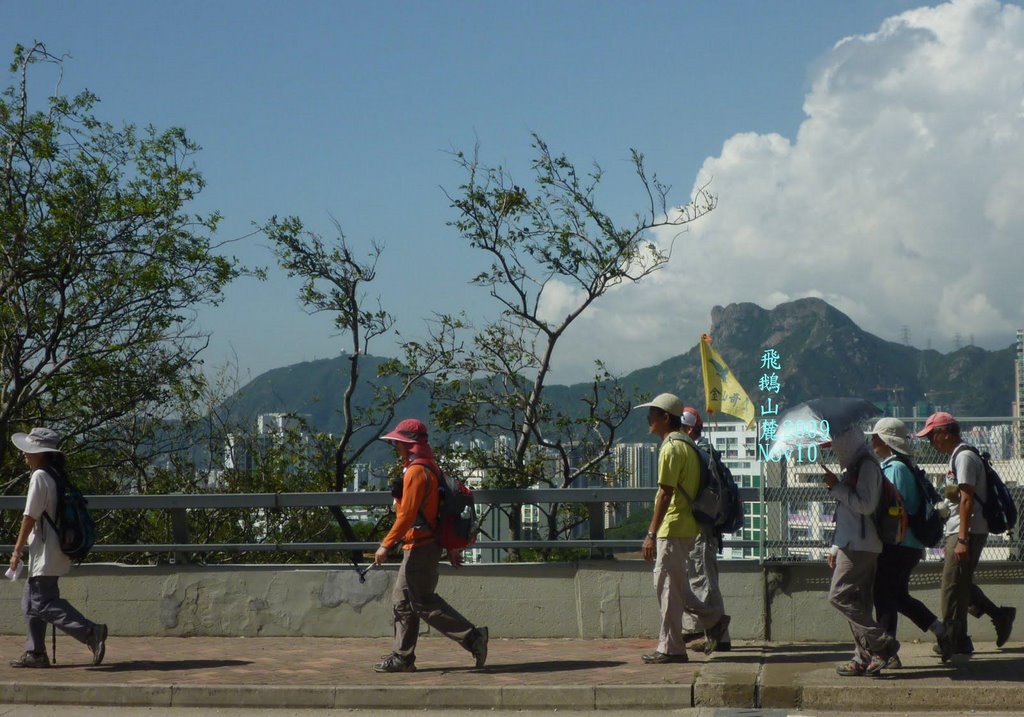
[666,433,699,503]
[891,453,927,495]
[950,443,979,471]
[408,460,440,535]
[950,443,982,483]
[952,444,995,509]
[38,467,64,535]
[843,451,877,486]
[891,453,922,479]
[840,452,879,539]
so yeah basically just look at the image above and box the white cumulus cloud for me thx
[552,0,1024,383]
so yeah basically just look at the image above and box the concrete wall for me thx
[765,560,1024,643]
[2,560,1021,641]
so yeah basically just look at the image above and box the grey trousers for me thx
[391,542,476,660]
[939,533,999,647]
[653,536,720,654]
[828,549,895,665]
[22,576,97,654]
[681,530,729,638]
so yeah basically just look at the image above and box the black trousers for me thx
[873,543,937,636]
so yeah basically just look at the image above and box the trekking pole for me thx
[357,562,377,583]
[51,623,56,665]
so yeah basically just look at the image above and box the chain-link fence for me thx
[762,417,1024,562]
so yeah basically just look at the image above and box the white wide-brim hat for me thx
[11,427,62,454]
[865,417,913,456]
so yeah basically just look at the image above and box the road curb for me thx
[0,682,694,710]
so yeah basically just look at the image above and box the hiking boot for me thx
[687,636,732,652]
[373,653,416,673]
[467,626,489,668]
[994,606,1016,648]
[932,634,974,657]
[10,651,50,668]
[884,653,903,669]
[935,630,955,663]
[835,659,866,676]
[88,624,108,666]
[641,651,688,664]
[703,615,731,655]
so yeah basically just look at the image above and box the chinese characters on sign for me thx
[756,349,828,463]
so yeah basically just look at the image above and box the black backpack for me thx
[41,468,96,562]
[670,433,745,536]
[891,454,944,548]
[952,445,1018,536]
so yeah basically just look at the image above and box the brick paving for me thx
[0,634,710,687]
[2,635,1023,710]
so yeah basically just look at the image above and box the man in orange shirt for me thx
[373,419,488,673]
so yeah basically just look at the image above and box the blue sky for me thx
[6,1,1023,386]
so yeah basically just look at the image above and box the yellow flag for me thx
[699,334,755,428]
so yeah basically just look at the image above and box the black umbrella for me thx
[767,397,882,461]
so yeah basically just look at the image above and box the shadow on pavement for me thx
[420,659,627,674]
[87,659,253,673]
[861,658,1024,681]
[757,646,851,664]
[992,646,1024,654]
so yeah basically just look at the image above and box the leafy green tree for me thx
[0,43,239,494]
[424,135,715,556]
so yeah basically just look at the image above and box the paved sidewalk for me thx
[0,634,1021,710]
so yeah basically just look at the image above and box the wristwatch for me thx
[645,531,656,540]
[957,537,969,545]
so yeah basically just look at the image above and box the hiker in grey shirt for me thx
[823,425,899,676]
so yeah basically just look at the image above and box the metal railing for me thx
[0,487,761,560]
[2,482,1021,562]
[4,414,1022,563]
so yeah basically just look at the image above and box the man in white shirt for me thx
[916,412,1015,656]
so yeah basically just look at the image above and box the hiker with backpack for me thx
[7,428,107,669]
[916,411,1016,657]
[866,418,954,663]
[372,418,488,673]
[634,393,724,664]
[822,425,901,676]
[678,406,732,654]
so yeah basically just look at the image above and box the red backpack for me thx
[412,460,478,551]
[844,453,908,544]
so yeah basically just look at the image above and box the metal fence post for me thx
[170,502,191,565]
[587,501,606,559]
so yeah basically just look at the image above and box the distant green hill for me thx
[217,298,1016,450]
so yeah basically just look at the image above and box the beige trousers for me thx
[655,536,715,655]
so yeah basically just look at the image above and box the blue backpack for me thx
[42,468,96,562]
[892,454,944,548]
